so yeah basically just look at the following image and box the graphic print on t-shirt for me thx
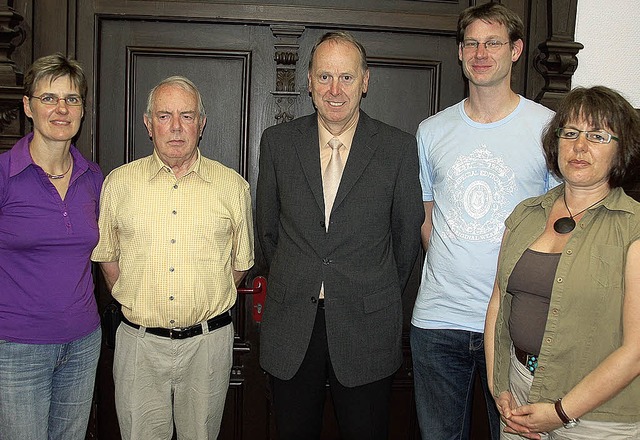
[444,146,515,242]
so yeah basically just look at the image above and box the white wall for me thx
[572,0,640,107]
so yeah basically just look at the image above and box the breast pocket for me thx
[589,244,623,288]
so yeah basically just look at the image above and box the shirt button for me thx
[170,319,175,324]
[173,184,178,189]
[169,267,174,272]
[172,210,177,215]
[170,239,176,244]
[545,337,552,344]
[551,308,559,315]
[63,212,68,217]
[311,297,317,303]
[557,277,563,283]
[169,296,174,300]
[566,249,573,255]
[322,258,330,265]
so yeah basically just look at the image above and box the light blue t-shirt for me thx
[412,96,558,333]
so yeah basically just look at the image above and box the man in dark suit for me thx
[256,31,423,439]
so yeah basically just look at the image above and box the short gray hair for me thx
[145,76,206,119]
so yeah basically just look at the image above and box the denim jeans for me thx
[0,327,101,440]
[410,326,500,440]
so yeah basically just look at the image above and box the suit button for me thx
[311,297,317,303]
[320,221,325,229]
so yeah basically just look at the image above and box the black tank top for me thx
[506,248,561,355]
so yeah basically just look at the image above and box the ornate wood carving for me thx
[0,0,25,152]
[0,99,18,128]
[533,0,583,110]
[270,24,304,124]
[0,1,23,84]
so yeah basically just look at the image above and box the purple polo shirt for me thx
[0,133,103,344]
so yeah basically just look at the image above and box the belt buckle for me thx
[168,327,184,339]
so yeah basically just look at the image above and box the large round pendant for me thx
[554,216,575,234]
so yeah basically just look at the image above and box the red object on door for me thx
[237,276,267,323]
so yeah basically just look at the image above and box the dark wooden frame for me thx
[0,1,585,438]
[1,0,581,155]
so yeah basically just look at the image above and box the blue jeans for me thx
[0,327,101,440]
[410,326,500,440]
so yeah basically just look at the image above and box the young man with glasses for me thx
[410,3,559,439]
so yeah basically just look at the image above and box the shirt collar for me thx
[318,114,358,151]
[147,148,208,182]
[9,132,90,180]
[523,184,636,215]
[8,133,33,177]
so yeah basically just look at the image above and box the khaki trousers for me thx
[114,320,233,440]
[501,345,639,439]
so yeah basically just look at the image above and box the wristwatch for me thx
[554,398,580,429]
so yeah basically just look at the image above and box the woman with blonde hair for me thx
[0,53,103,439]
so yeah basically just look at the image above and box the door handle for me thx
[237,276,267,323]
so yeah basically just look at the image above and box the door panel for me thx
[1,0,581,437]
[96,20,266,175]
[87,5,476,439]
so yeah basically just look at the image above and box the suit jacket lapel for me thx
[332,111,379,210]
[293,115,325,212]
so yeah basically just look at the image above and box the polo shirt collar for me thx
[8,133,33,177]
[9,132,90,182]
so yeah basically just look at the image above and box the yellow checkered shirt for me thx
[91,149,254,327]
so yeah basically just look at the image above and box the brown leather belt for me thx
[121,312,231,339]
[514,346,538,375]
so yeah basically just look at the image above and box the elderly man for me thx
[256,31,423,439]
[92,76,254,440]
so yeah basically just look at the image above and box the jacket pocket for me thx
[363,283,400,314]
[266,280,287,304]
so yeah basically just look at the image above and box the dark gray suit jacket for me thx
[256,110,423,387]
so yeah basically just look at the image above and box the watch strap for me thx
[555,398,579,427]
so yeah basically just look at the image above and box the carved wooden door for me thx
[76,2,489,439]
[0,0,583,437]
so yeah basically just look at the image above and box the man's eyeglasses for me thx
[556,127,619,144]
[461,40,510,52]
[30,94,83,107]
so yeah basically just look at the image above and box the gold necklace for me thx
[45,159,72,179]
